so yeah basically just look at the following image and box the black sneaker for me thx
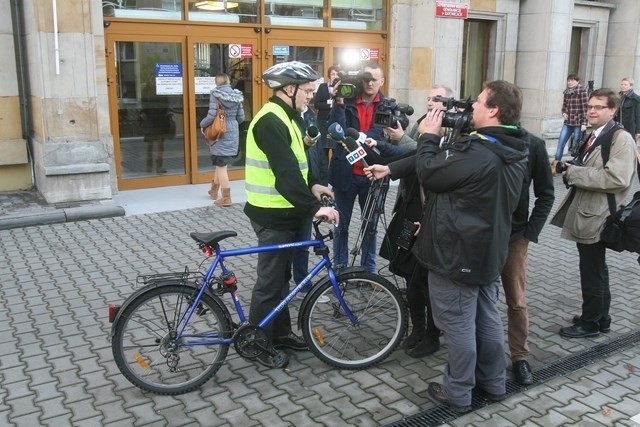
[401,329,425,350]
[406,338,440,358]
[255,349,289,369]
[273,332,308,351]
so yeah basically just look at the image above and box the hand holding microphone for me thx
[303,125,320,147]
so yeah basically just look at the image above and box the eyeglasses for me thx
[586,105,609,111]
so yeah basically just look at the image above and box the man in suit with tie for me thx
[551,88,637,338]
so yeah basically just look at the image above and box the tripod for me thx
[349,176,391,269]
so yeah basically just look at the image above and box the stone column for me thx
[23,0,113,203]
[515,0,575,142]
[602,0,640,88]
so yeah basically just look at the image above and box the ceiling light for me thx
[194,1,239,11]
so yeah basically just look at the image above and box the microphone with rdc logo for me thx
[346,127,381,155]
[343,136,369,167]
[327,122,345,141]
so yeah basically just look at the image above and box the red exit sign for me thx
[435,1,469,19]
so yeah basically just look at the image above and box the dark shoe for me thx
[401,329,426,350]
[406,338,439,358]
[255,349,289,369]
[512,360,533,385]
[426,382,472,414]
[472,387,506,402]
[559,324,600,338]
[273,332,308,351]
[572,315,611,333]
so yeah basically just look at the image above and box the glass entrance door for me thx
[113,40,186,183]
[191,40,256,182]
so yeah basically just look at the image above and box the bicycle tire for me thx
[112,284,231,395]
[300,271,407,369]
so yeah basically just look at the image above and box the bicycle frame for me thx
[175,234,357,346]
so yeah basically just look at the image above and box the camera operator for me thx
[414,81,528,413]
[551,88,637,338]
[328,61,406,273]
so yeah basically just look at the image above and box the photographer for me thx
[328,61,406,273]
[414,81,528,413]
[551,88,636,338]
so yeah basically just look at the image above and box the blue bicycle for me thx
[110,217,408,395]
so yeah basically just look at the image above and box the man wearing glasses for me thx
[551,88,637,338]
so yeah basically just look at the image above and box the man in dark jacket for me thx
[244,61,339,369]
[414,80,528,413]
[501,131,554,385]
[615,77,640,140]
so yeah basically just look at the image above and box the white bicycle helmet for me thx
[262,61,321,89]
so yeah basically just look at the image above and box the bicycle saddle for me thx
[190,231,237,246]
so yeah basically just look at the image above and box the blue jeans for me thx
[555,124,582,161]
[333,174,377,273]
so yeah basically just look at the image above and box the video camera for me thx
[374,98,414,130]
[432,96,475,133]
[335,70,374,99]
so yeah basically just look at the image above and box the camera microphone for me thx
[327,122,345,141]
[343,136,369,167]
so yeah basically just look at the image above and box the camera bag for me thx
[599,130,640,255]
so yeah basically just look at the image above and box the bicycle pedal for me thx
[196,303,209,316]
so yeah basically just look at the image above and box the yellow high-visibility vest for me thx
[245,102,308,208]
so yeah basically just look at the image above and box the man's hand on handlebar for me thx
[311,184,333,202]
[315,206,339,226]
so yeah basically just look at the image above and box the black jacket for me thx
[412,126,529,286]
[243,96,322,230]
[510,131,555,243]
[616,90,640,135]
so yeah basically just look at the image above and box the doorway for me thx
[105,24,385,190]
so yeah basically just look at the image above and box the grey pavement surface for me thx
[0,177,639,426]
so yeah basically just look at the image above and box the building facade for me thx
[1,0,638,203]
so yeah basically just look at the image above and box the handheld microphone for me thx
[346,127,367,144]
[303,125,320,147]
[343,136,369,167]
[345,127,380,155]
[327,122,345,141]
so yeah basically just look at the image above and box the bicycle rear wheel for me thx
[301,271,407,369]
[112,285,231,395]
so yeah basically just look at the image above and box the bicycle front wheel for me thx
[301,272,407,369]
[112,285,231,395]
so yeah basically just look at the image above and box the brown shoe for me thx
[426,382,472,414]
[208,182,219,200]
[214,188,232,207]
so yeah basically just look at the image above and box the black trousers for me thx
[577,241,611,330]
[406,262,440,340]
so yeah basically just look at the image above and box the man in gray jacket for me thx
[552,88,637,338]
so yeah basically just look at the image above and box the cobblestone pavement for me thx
[0,177,639,426]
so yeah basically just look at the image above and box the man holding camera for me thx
[413,81,528,413]
[551,88,636,338]
[327,61,388,273]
